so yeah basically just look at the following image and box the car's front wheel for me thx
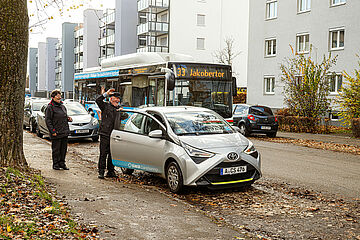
[266,132,277,138]
[92,136,99,142]
[166,161,184,193]
[120,167,134,175]
[238,123,250,137]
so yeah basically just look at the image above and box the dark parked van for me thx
[233,104,278,137]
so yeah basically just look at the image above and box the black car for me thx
[232,104,278,137]
[23,99,50,133]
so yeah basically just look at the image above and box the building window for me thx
[296,33,310,54]
[264,76,275,94]
[331,0,346,6]
[197,14,205,26]
[266,0,277,20]
[265,38,276,57]
[329,28,345,50]
[329,74,342,94]
[197,38,205,50]
[298,0,311,13]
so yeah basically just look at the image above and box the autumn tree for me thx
[280,46,337,118]
[337,59,360,126]
[0,0,29,169]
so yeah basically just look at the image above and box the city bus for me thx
[74,53,236,119]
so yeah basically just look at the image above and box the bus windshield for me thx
[168,79,232,118]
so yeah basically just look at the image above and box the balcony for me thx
[137,46,168,53]
[74,62,84,70]
[55,66,62,73]
[74,28,84,38]
[100,11,115,27]
[138,0,169,13]
[74,45,83,54]
[99,34,115,46]
[137,21,168,36]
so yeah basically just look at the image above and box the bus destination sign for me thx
[174,64,231,80]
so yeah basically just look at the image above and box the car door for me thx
[110,111,167,174]
[24,102,31,126]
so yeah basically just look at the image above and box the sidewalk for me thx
[277,131,360,148]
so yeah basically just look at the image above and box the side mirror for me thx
[232,77,237,97]
[149,129,163,138]
[90,112,95,117]
[165,71,175,91]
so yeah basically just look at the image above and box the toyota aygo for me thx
[110,106,261,193]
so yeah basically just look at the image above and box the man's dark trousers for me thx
[98,135,115,172]
[51,137,68,168]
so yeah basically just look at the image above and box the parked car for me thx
[232,104,278,137]
[110,106,261,193]
[36,102,99,141]
[23,99,50,133]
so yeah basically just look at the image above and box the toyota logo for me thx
[227,152,239,161]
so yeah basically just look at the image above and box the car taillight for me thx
[275,116,278,122]
[247,115,255,121]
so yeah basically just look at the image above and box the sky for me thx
[28,0,115,48]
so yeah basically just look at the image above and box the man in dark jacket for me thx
[96,88,121,179]
[45,90,72,170]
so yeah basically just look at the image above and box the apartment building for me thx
[28,48,38,96]
[37,42,46,92]
[99,9,116,63]
[136,0,249,87]
[247,0,360,112]
[45,37,58,92]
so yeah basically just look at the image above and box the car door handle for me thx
[114,135,121,141]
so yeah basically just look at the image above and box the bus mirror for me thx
[165,71,175,91]
[232,77,237,97]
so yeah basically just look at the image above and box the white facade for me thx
[137,0,249,87]
[37,42,46,91]
[247,0,360,110]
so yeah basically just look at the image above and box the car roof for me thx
[143,106,214,114]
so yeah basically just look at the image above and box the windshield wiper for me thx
[177,132,199,136]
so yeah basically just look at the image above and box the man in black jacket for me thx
[96,88,121,179]
[45,90,72,170]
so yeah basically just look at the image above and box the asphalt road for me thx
[252,139,360,200]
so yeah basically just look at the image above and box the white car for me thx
[110,106,261,193]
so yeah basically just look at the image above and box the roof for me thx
[143,106,213,114]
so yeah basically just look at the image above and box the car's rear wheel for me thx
[166,161,183,194]
[266,132,277,138]
[36,126,43,138]
[238,123,250,137]
[120,167,134,175]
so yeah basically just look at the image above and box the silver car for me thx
[110,106,261,193]
[36,102,99,141]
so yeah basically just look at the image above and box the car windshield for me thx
[65,103,88,115]
[165,111,235,135]
[32,102,49,111]
[249,106,273,116]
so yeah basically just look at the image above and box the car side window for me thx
[121,113,145,134]
[143,117,161,135]
[235,105,246,115]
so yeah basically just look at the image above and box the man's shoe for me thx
[53,165,60,170]
[105,171,117,178]
[61,165,69,170]
[98,170,105,179]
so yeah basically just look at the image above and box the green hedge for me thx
[277,116,331,134]
[351,118,360,138]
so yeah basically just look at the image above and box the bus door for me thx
[148,75,165,107]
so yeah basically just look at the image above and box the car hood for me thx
[69,114,92,124]
[178,133,249,152]
[31,110,41,117]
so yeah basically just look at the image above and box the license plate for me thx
[261,126,271,130]
[220,166,247,175]
[75,129,89,134]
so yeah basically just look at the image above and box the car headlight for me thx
[244,141,259,159]
[181,142,215,164]
[91,118,98,126]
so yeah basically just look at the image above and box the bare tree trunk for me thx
[0,0,29,169]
